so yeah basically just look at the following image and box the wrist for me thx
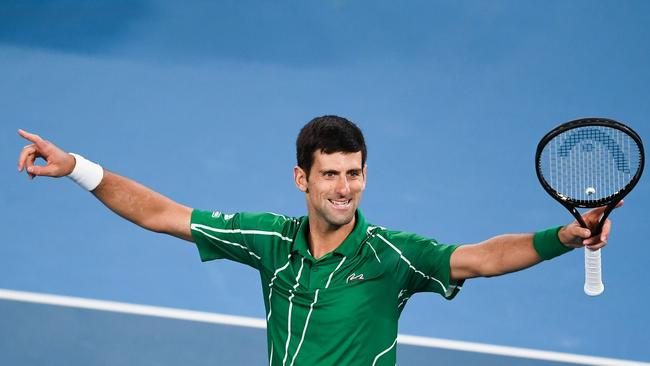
[67,153,104,191]
[533,226,573,260]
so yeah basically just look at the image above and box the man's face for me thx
[294,151,366,229]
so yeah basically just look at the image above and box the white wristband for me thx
[67,153,104,191]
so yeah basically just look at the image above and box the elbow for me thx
[480,266,506,278]
[474,255,508,278]
[135,205,172,233]
[136,216,164,233]
[452,243,510,279]
[478,255,510,278]
[140,204,192,238]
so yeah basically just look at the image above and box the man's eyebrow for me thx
[319,168,362,174]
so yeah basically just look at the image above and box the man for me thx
[17,116,614,366]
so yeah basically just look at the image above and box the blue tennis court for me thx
[1,289,646,366]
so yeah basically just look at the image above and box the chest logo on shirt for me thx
[346,273,364,283]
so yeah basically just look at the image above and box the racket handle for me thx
[584,248,604,296]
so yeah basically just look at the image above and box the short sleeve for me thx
[190,210,290,269]
[396,232,464,299]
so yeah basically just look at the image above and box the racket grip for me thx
[584,248,604,296]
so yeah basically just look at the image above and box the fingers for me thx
[558,223,591,248]
[17,129,47,149]
[584,218,611,250]
[27,164,57,177]
[18,144,41,179]
[17,130,47,175]
[583,205,608,222]
[25,156,38,179]
[17,142,55,179]
[18,144,35,172]
[567,223,592,239]
[22,158,59,178]
[573,203,621,251]
[559,218,612,251]
[584,201,624,221]
[580,202,623,234]
[17,131,74,179]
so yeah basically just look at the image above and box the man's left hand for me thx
[557,201,624,251]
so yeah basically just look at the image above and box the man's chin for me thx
[325,212,356,228]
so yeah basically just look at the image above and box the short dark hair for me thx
[296,115,367,177]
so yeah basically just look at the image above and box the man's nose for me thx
[335,176,351,195]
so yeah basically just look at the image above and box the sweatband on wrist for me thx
[67,153,104,191]
[533,226,573,260]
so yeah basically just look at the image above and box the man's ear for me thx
[294,166,308,192]
[361,164,367,190]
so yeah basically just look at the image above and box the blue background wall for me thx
[1,1,649,362]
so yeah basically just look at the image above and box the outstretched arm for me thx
[449,204,619,280]
[17,129,193,242]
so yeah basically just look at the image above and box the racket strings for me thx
[541,126,641,205]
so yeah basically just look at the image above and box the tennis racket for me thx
[535,118,644,296]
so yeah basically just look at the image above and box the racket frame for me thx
[535,117,644,233]
[534,117,644,296]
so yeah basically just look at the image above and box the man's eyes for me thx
[322,171,361,178]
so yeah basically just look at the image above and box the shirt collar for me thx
[292,210,369,259]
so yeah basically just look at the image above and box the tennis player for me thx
[17,116,615,366]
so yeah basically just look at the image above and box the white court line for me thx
[0,288,265,329]
[1,288,648,366]
[397,334,649,366]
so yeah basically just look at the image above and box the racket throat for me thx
[564,203,616,237]
[565,204,588,229]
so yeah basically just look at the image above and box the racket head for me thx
[535,117,644,208]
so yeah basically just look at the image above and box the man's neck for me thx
[308,215,356,260]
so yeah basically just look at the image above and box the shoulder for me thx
[367,225,455,268]
[238,211,300,230]
[192,209,300,233]
[368,225,439,251]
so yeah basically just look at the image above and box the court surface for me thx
[2,289,647,366]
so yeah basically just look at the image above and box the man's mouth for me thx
[329,199,352,208]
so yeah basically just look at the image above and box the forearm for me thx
[92,170,192,240]
[451,233,542,280]
[477,234,541,277]
[451,226,574,280]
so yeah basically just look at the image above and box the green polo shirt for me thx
[191,209,463,366]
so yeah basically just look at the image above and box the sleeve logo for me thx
[211,212,234,220]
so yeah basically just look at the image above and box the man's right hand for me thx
[17,129,76,179]
[17,129,193,242]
